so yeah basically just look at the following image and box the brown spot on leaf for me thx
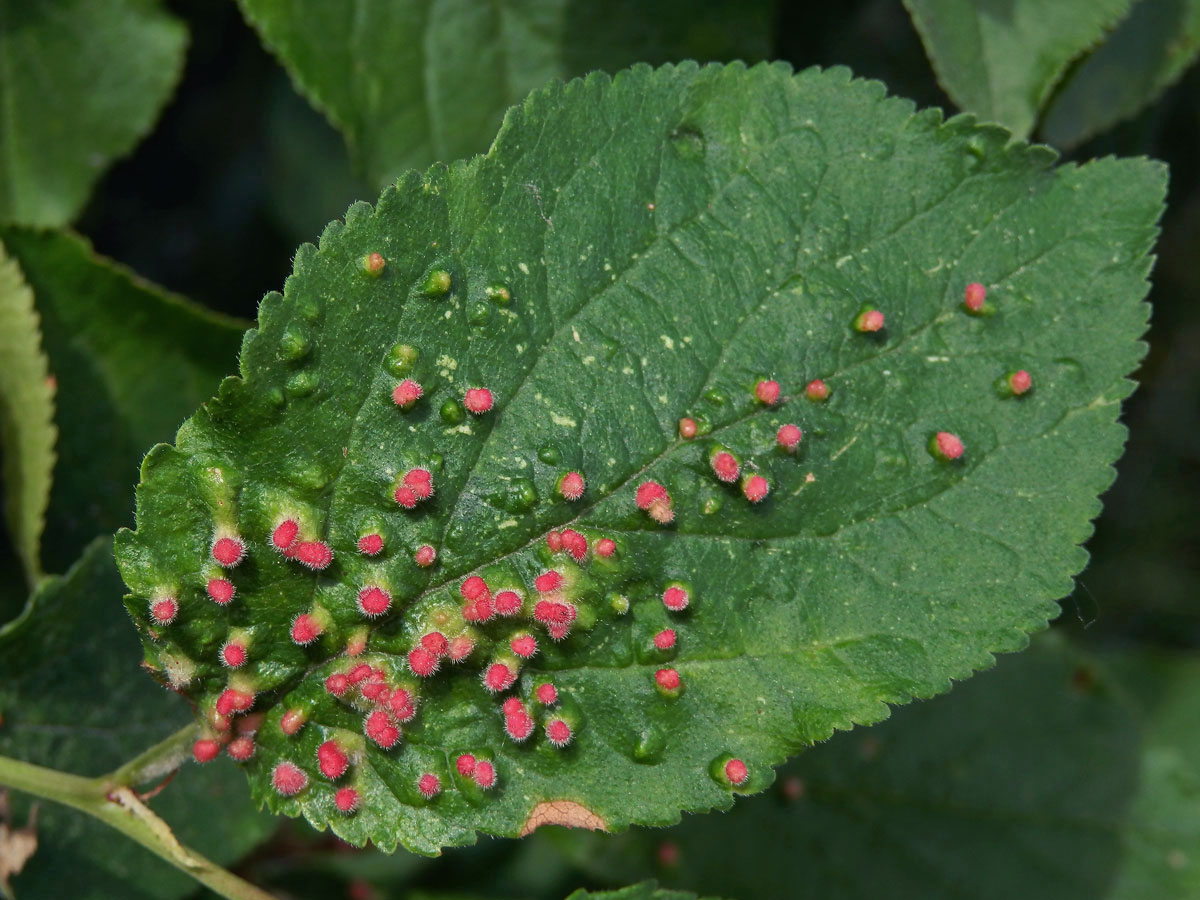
[519,800,607,836]
[0,791,38,895]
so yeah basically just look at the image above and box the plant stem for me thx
[0,750,277,900]
[107,722,197,788]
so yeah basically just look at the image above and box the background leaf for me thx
[1040,0,1200,148]
[236,0,776,185]
[0,241,56,586]
[903,0,1135,137]
[114,61,1163,854]
[0,0,188,227]
[532,634,1200,900]
[0,538,277,900]
[0,228,246,577]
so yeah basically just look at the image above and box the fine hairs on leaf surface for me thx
[0,0,188,227]
[114,61,1164,855]
[0,241,56,586]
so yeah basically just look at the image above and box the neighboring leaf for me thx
[0,0,188,226]
[0,539,277,900]
[114,62,1163,854]
[1041,0,1200,148]
[0,228,246,574]
[237,0,774,185]
[0,242,56,584]
[539,635,1200,900]
[903,0,1135,137]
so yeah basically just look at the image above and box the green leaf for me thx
[237,0,774,185]
[0,241,56,584]
[1040,0,1200,148]
[0,539,277,899]
[0,228,246,574]
[0,0,188,227]
[538,635,1200,900]
[114,62,1164,855]
[903,0,1135,137]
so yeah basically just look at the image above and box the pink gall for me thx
[1008,369,1033,395]
[804,379,830,402]
[662,585,690,612]
[560,529,588,561]
[742,473,770,503]
[558,471,585,501]
[357,533,384,556]
[318,740,349,779]
[483,662,518,693]
[421,631,449,656]
[361,681,389,703]
[404,467,433,500]
[505,709,535,742]
[710,450,740,483]
[394,486,419,508]
[545,530,563,552]
[776,424,803,451]
[357,586,392,618]
[535,683,559,705]
[389,689,417,722]
[655,668,682,692]
[280,708,306,736]
[635,480,674,524]
[494,589,523,616]
[448,634,476,662]
[654,629,677,650]
[206,578,235,605]
[227,736,255,761]
[418,773,441,798]
[755,379,781,405]
[335,787,360,813]
[596,537,616,558]
[931,431,965,461]
[291,540,333,571]
[221,641,247,668]
[535,570,563,593]
[510,633,538,658]
[347,663,373,684]
[392,378,423,409]
[725,758,749,785]
[461,575,490,601]
[149,597,177,625]
[364,710,401,749]
[216,688,254,717]
[193,739,220,764]
[963,282,987,313]
[464,387,494,414]
[472,760,497,789]
[272,761,308,796]
[462,596,494,622]
[271,518,299,551]
[363,251,386,276]
[678,417,698,439]
[414,544,436,567]
[408,646,440,677]
[853,309,885,333]
[290,613,323,646]
[502,697,525,716]
[325,673,350,696]
[545,719,573,748]
[211,536,245,568]
[455,754,476,776]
